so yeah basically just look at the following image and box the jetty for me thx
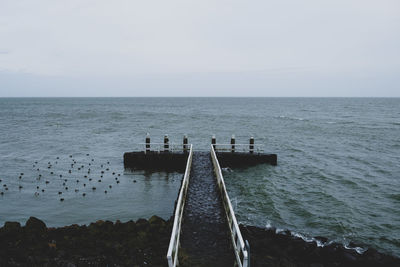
[123,135,277,267]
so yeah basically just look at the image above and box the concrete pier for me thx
[123,151,187,172]
[216,152,277,167]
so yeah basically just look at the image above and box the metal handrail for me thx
[135,143,190,153]
[167,144,193,267]
[213,143,264,153]
[210,145,249,267]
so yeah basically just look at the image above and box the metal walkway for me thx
[167,145,249,267]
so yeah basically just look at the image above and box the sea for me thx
[0,97,399,257]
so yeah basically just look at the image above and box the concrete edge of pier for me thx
[123,151,188,172]
[216,152,277,167]
[123,151,277,171]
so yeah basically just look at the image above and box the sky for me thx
[0,0,399,97]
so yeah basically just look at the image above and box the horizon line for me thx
[0,96,399,98]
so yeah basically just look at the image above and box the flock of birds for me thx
[0,154,137,201]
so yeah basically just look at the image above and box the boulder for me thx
[2,221,22,234]
[136,218,149,230]
[25,217,46,234]
[149,215,165,226]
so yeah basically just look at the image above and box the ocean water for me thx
[0,97,399,257]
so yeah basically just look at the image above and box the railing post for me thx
[245,240,251,267]
[164,134,169,152]
[231,134,235,153]
[211,135,216,150]
[183,135,188,153]
[145,133,150,153]
[249,137,254,154]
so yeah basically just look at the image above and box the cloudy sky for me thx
[0,0,399,96]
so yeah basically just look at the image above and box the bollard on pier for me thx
[164,134,169,152]
[249,136,254,154]
[212,135,216,150]
[183,135,188,153]
[145,133,150,153]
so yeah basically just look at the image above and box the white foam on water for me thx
[277,115,306,121]
[265,220,273,229]
[344,243,367,254]
[221,167,233,173]
[280,228,368,254]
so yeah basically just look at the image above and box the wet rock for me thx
[149,215,165,226]
[25,217,47,234]
[0,216,164,266]
[240,224,400,267]
[149,216,166,234]
[136,218,150,231]
[2,222,22,234]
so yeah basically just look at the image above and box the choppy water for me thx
[0,97,399,256]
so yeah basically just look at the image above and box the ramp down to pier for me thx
[179,152,235,266]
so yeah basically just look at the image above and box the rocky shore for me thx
[240,225,400,267]
[0,216,172,266]
[1,217,400,267]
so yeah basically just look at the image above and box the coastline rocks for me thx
[2,217,399,266]
[0,216,173,266]
[3,221,21,233]
[240,225,400,267]
[25,216,47,235]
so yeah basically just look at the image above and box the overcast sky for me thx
[0,0,399,97]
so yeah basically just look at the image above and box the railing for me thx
[167,144,193,267]
[210,145,250,267]
[213,143,264,153]
[135,143,190,153]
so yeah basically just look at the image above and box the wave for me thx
[263,221,367,254]
[388,193,400,201]
[221,167,233,173]
[276,115,308,122]
[275,116,360,126]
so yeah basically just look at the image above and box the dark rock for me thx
[240,224,400,267]
[149,215,164,225]
[280,258,296,267]
[2,221,22,234]
[25,217,46,234]
[136,218,149,231]
[343,251,358,262]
